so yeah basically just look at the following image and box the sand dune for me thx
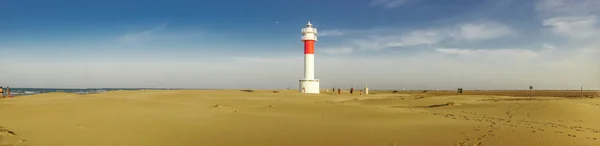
[0,90,599,146]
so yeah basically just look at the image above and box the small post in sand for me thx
[581,86,583,98]
[529,86,533,99]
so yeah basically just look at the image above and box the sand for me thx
[1,90,599,146]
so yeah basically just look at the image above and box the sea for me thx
[3,88,167,96]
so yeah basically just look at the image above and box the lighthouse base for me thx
[299,79,320,94]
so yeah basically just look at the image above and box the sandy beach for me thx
[1,90,599,146]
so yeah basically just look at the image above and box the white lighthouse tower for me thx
[299,21,320,94]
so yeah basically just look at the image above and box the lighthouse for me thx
[299,21,320,94]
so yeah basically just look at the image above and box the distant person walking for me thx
[6,86,10,98]
[0,86,4,98]
[350,87,354,94]
[337,88,341,95]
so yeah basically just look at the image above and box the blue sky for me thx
[0,0,599,89]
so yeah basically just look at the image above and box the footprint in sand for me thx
[481,134,489,138]
[537,129,545,131]
[212,104,230,108]
[0,126,17,135]
[0,126,26,146]
[570,126,582,129]
[76,124,92,130]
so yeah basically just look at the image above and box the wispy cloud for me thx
[435,48,473,55]
[456,22,515,41]
[542,43,556,50]
[351,29,441,50]
[118,22,170,44]
[369,0,409,9]
[321,47,354,54]
[328,20,515,52]
[535,0,600,17]
[542,16,599,39]
[534,0,600,42]
[535,0,600,57]
[436,48,539,59]
[232,56,302,63]
[319,30,344,37]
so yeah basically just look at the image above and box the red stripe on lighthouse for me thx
[304,40,315,54]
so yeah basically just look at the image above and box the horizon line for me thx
[3,87,599,91]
